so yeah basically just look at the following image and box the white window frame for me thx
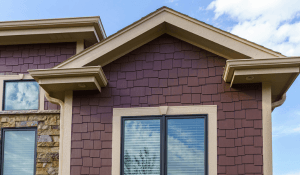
[0,74,45,111]
[112,105,218,175]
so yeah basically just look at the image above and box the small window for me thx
[1,128,37,175]
[3,80,39,110]
[121,115,207,175]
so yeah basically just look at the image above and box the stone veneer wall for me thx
[0,111,60,175]
[0,42,76,110]
[71,34,263,175]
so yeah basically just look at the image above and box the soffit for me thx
[54,6,285,69]
[0,16,106,47]
[28,66,107,101]
[223,57,300,102]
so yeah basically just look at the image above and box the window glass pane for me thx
[4,81,39,110]
[167,118,205,175]
[3,130,36,175]
[124,119,160,175]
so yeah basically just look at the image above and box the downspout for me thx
[45,92,65,175]
[271,93,286,111]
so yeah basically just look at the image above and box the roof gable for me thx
[54,7,285,69]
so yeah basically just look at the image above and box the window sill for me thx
[0,110,60,115]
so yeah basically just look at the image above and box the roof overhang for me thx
[223,57,300,102]
[54,7,285,69]
[0,16,106,47]
[28,66,107,101]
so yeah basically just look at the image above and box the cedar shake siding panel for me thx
[71,34,263,175]
[0,42,76,110]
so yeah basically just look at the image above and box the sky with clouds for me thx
[1,0,300,174]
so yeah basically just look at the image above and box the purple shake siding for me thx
[71,34,263,175]
[0,42,76,110]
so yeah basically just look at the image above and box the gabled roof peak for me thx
[54,6,285,69]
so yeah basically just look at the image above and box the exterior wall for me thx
[0,111,60,175]
[0,42,76,110]
[71,34,263,175]
[0,42,77,175]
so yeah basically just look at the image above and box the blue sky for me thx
[1,0,300,174]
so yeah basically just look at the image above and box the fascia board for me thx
[0,26,95,37]
[163,9,284,59]
[0,16,100,30]
[54,7,285,69]
[54,10,167,69]
[234,67,300,76]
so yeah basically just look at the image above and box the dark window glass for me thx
[3,81,39,110]
[1,128,37,175]
[121,115,207,175]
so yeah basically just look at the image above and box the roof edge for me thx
[0,16,106,42]
[54,6,286,69]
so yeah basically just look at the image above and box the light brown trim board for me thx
[262,82,272,175]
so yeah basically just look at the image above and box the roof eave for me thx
[223,57,300,104]
[0,16,106,46]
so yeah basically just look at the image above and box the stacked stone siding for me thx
[0,42,76,110]
[0,111,60,175]
[71,34,263,175]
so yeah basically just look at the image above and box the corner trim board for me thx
[262,82,272,175]
[45,91,73,175]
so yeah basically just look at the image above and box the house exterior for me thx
[0,6,299,175]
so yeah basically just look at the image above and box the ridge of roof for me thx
[54,6,286,69]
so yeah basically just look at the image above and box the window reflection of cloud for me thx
[5,81,39,110]
[124,118,205,175]
[3,131,35,175]
[124,120,161,174]
[167,118,205,175]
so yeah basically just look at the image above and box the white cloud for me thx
[273,124,300,137]
[272,110,300,137]
[283,171,300,175]
[207,0,300,56]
